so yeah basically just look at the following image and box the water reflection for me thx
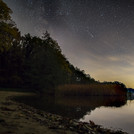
[14,94,134,133]
[80,100,134,134]
[127,92,134,100]
[14,94,127,119]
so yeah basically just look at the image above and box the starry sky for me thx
[3,0,134,88]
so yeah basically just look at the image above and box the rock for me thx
[0,119,5,123]
[39,113,44,117]
[58,125,65,129]
[0,107,15,111]
[2,101,13,105]
[6,131,13,134]
[69,127,74,131]
[72,121,79,127]
[89,120,96,127]
[49,125,58,129]
[0,118,7,126]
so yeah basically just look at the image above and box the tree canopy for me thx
[0,0,12,20]
[0,0,21,87]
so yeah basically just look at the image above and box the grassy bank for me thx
[57,83,127,96]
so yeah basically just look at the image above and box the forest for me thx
[0,0,126,95]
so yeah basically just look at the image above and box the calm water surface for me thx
[15,94,134,134]
[80,100,134,134]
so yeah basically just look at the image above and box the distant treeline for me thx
[0,0,127,94]
[57,82,127,96]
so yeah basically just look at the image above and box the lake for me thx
[80,99,134,134]
[15,94,134,134]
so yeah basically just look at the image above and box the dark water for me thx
[15,94,134,134]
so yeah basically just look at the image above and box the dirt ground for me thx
[0,91,77,134]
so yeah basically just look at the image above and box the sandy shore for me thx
[0,91,128,134]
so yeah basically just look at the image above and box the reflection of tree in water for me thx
[14,95,127,119]
[54,96,127,119]
[127,92,134,100]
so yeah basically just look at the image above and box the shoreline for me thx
[0,91,128,134]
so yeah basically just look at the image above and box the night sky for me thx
[3,0,134,88]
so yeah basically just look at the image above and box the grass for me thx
[57,83,127,96]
